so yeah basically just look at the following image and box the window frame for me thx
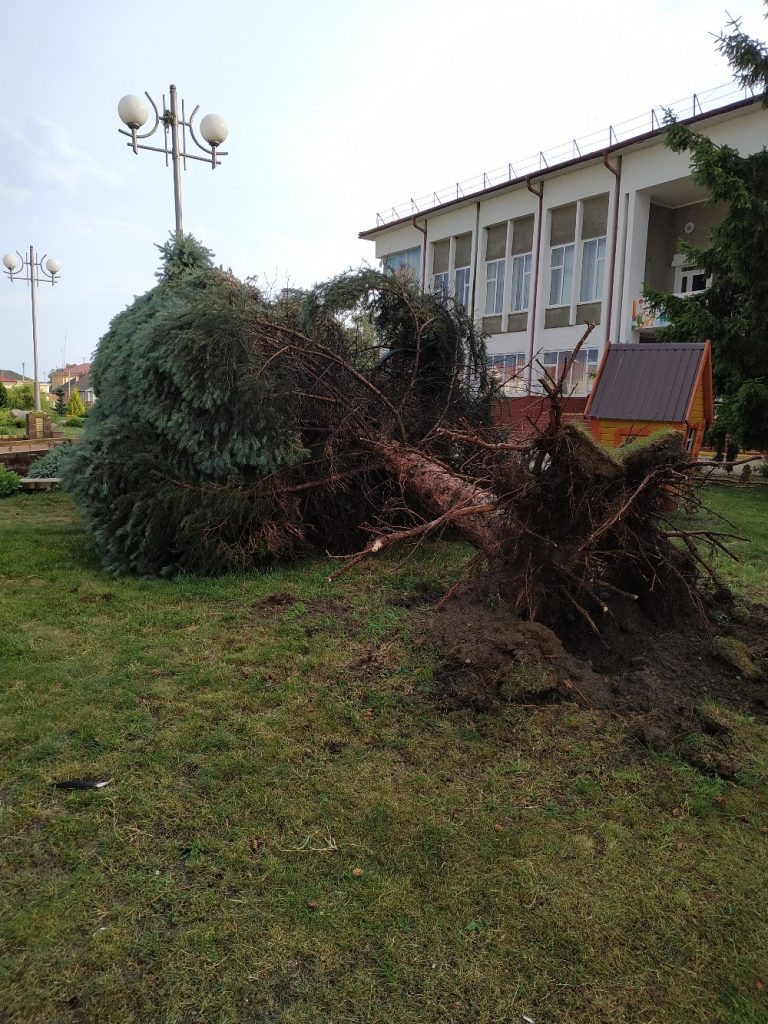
[488,352,527,395]
[484,258,506,316]
[510,252,533,313]
[540,347,599,394]
[455,265,471,311]
[548,243,575,308]
[675,264,710,296]
[579,235,607,303]
[382,246,422,282]
[432,271,450,302]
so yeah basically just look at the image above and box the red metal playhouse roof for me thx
[584,342,713,423]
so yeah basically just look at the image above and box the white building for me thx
[360,86,768,398]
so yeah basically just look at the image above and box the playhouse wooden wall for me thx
[586,374,709,459]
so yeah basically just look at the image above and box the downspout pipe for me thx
[469,201,481,319]
[602,152,622,345]
[525,177,544,394]
[412,216,427,290]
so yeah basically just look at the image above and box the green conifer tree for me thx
[645,10,768,449]
[66,389,85,417]
[54,388,66,415]
[63,235,308,576]
[65,235,491,578]
[0,385,8,409]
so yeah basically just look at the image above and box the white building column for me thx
[619,191,650,344]
[608,189,629,344]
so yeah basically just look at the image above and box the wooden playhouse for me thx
[584,341,713,458]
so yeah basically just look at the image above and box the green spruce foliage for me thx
[645,11,768,449]
[27,444,74,479]
[54,389,66,415]
[64,237,491,577]
[64,235,307,577]
[0,385,8,409]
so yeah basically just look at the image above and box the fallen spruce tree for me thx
[67,236,735,635]
[63,236,768,763]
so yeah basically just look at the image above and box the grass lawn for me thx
[700,482,768,603]
[1,487,767,1024]
[0,418,85,442]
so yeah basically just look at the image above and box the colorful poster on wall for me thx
[631,298,669,332]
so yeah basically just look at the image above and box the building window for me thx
[488,352,527,395]
[510,253,532,312]
[383,247,421,282]
[432,271,450,301]
[485,258,505,315]
[541,347,599,393]
[579,237,606,302]
[675,265,709,295]
[455,266,471,311]
[549,244,574,306]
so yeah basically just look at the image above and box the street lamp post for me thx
[3,247,61,412]
[117,85,229,238]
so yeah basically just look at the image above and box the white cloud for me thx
[0,114,123,191]
[60,210,156,242]
[0,182,32,204]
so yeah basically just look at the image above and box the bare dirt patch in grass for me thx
[426,580,768,760]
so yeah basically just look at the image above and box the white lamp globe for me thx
[118,94,149,130]
[45,258,61,276]
[200,113,228,146]
[3,253,21,271]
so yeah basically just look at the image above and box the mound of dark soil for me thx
[425,582,768,760]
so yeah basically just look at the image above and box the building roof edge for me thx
[359,94,761,240]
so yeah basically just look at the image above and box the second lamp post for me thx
[117,84,229,238]
[2,247,61,412]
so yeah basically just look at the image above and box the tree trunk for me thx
[374,440,506,553]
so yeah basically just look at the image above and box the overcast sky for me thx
[1,0,767,376]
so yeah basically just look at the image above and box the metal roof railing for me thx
[373,80,757,227]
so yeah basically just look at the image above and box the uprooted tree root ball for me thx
[331,325,740,637]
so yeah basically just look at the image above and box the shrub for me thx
[0,467,21,498]
[7,383,34,410]
[66,389,85,417]
[759,461,768,479]
[54,389,66,415]
[0,385,8,409]
[27,444,73,479]
[65,416,86,428]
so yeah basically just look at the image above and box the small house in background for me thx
[59,371,95,407]
[584,341,713,458]
[49,362,91,393]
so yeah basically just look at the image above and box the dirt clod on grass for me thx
[425,581,768,759]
